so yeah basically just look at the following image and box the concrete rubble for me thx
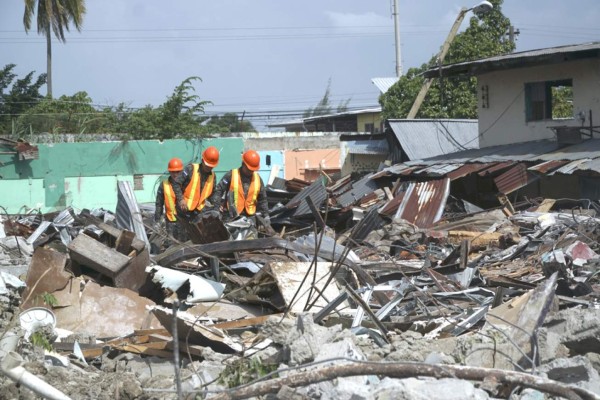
[0,173,600,400]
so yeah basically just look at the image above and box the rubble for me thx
[0,170,600,400]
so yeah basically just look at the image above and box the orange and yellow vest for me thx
[229,168,260,216]
[183,163,215,211]
[163,180,177,222]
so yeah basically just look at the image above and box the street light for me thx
[407,1,494,119]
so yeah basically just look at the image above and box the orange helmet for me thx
[242,150,260,171]
[202,146,220,168]
[168,157,183,172]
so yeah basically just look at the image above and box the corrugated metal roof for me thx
[388,119,479,160]
[446,163,491,180]
[578,158,600,174]
[414,140,561,165]
[352,207,386,242]
[284,179,328,217]
[494,163,537,194]
[378,139,600,182]
[346,139,389,155]
[337,174,380,208]
[548,159,592,175]
[414,163,461,176]
[424,42,600,78]
[303,107,381,123]
[528,160,570,174]
[393,179,450,228]
[477,161,516,176]
[371,77,399,94]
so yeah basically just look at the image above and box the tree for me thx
[0,64,46,134]
[202,113,256,134]
[304,78,352,118]
[23,0,86,98]
[103,76,212,139]
[17,91,100,134]
[9,76,213,138]
[380,0,514,119]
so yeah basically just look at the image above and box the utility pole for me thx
[393,0,402,77]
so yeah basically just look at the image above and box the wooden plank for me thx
[533,198,556,213]
[207,314,281,330]
[96,221,146,252]
[459,239,470,269]
[134,328,171,336]
[115,230,136,255]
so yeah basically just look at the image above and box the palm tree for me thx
[23,0,86,98]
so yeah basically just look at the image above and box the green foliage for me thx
[23,0,86,42]
[17,91,99,134]
[6,75,215,139]
[304,78,351,118]
[218,357,278,388]
[381,0,514,119]
[202,112,256,133]
[109,76,212,139]
[552,86,573,119]
[36,292,59,307]
[30,330,53,351]
[0,64,46,134]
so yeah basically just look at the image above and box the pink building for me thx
[284,149,341,182]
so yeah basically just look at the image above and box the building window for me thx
[133,174,144,190]
[364,123,374,133]
[525,79,573,122]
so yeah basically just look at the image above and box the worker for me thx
[154,157,187,242]
[172,146,220,222]
[211,150,271,229]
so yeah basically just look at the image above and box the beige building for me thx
[424,42,600,148]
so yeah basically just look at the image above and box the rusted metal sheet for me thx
[446,163,491,180]
[0,137,39,160]
[477,161,515,176]
[184,213,229,244]
[528,160,570,174]
[393,178,451,228]
[21,247,70,310]
[494,163,537,194]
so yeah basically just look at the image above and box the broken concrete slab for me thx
[537,356,600,396]
[268,261,346,313]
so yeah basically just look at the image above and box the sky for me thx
[1,0,599,130]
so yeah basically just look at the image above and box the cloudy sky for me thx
[2,0,599,130]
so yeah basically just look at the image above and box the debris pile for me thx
[1,171,600,400]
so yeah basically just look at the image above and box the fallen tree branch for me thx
[208,360,600,400]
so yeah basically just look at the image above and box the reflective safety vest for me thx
[229,168,260,216]
[183,163,215,211]
[163,180,177,222]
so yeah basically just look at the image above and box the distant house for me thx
[424,42,600,148]
[268,107,384,133]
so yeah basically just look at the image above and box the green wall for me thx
[0,138,244,213]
